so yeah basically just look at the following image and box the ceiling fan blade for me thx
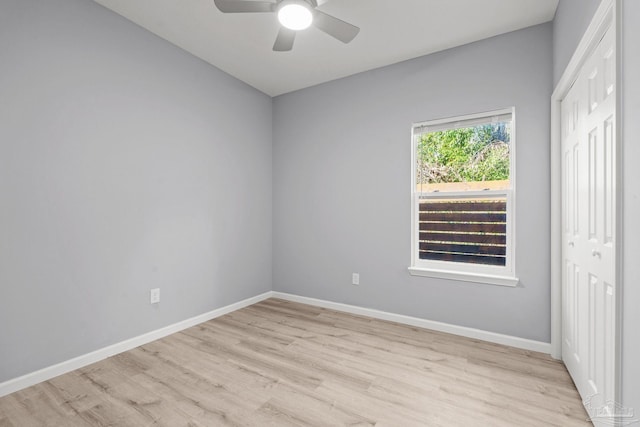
[313,10,359,43]
[213,0,275,13]
[273,27,296,51]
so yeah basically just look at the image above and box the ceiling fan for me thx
[213,0,360,52]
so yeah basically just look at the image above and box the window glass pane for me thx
[418,196,507,266]
[415,119,511,193]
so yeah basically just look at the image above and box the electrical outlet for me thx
[150,288,160,304]
[352,273,360,285]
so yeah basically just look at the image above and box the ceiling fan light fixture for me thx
[277,1,313,31]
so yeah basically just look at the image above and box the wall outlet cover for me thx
[150,288,160,304]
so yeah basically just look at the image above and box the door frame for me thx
[550,0,621,403]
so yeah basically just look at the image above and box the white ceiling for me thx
[93,0,559,96]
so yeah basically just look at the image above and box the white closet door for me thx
[561,25,616,423]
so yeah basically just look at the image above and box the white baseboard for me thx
[0,291,272,398]
[1,290,551,398]
[272,292,552,354]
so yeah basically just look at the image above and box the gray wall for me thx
[0,0,272,383]
[620,0,640,415]
[552,0,602,85]
[273,24,553,342]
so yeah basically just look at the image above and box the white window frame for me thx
[408,108,519,287]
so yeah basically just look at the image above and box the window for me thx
[409,108,518,286]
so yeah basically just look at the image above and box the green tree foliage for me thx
[417,123,510,184]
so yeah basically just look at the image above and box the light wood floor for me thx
[0,298,591,426]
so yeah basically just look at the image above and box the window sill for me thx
[408,267,519,287]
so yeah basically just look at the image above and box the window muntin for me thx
[411,109,516,282]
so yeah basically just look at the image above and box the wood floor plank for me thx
[0,299,591,426]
